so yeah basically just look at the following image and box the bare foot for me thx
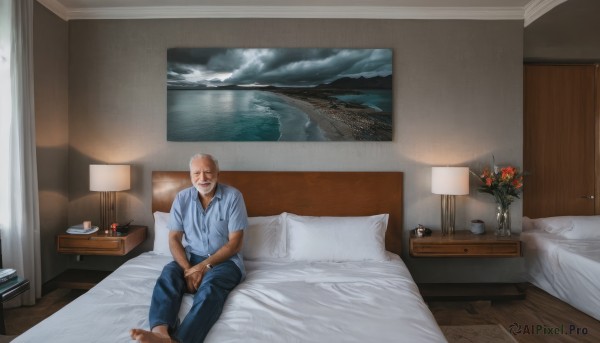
[130,328,173,343]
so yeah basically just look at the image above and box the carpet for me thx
[441,324,518,343]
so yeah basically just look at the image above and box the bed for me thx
[14,171,445,342]
[522,215,600,321]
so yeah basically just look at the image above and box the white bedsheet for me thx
[14,252,445,342]
[522,232,600,320]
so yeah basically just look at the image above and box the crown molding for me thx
[36,2,526,21]
[36,0,567,24]
[524,0,567,26]
[36,0,69,21]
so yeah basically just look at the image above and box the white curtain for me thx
[0,0,41,305]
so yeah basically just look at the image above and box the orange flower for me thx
[501,167,515,181]
[512,176,523,189]
[485,177,493,186]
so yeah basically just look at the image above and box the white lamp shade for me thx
[431,167,469,195]
[90,164,131,191]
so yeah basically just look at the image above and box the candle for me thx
[83,220,92,229]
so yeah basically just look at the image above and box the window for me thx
[0,0,12,231]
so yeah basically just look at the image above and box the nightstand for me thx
[53,225,147,289]
[1,277,30,334]
[409,230,521,258]
[57,225,147,255]
[410,230,524,301]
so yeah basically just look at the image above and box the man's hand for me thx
[184,268,203,293]
[184,263,206,277]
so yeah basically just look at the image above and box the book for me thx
[66,224,99,235]
[0,268,17,285]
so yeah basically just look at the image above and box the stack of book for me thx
[0,268,17,286]
[66,224,99,235]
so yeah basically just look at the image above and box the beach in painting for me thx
[271,88,392,141]
[167,88,392,141]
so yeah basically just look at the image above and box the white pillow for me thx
[531,216,574,234]
[242,214,287,260]
[522,216,536,232]
[560,216,600,239]
[286,213,389,261]
[153,211,171,255]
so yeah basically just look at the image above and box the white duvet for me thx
[14,252,445,342]
[522,232,600,321]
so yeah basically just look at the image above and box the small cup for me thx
[470,220,485,235]
[83,220,92,229]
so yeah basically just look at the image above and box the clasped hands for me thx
[184,263,209,293]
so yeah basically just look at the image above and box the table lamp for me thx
[431,167,469,235]
[90,164,130,230]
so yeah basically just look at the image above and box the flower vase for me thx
[495,203,511,237]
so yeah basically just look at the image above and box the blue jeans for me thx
[149,254,242,343]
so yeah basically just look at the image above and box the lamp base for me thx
[99,191,117,230]
[440,194,456,236]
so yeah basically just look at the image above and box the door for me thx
[523,65,597,218]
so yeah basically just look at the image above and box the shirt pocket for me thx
[212,220,230,240]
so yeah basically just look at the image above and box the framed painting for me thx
[167,48,392,141]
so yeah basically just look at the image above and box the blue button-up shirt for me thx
[168,183,248,278]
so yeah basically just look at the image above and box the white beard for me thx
[195,182,216,196]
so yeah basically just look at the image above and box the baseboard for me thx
[418,282,529,302]
[42,269,111,295]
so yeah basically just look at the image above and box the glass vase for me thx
[495,203,511,237]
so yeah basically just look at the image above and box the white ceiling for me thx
[36,0,567,26]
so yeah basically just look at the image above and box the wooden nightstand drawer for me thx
[57,225,147,256]
[411,243,520,257]
[57,237,123,253]
[409,230,521,257]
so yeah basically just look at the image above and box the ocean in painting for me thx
[167,89,391,141]
[167,90,325,141]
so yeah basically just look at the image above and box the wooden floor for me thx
[2,284,599,342]
[3,288,85,337]
[429,284,600,343]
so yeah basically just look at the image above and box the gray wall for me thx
[34,2,69,283]
[59,18,524,282]
[31,7,525,282]
[525,0,600,62]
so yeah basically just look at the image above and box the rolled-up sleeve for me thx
[168,192,185,232]
[227,192,248,233]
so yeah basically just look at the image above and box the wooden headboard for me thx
[152,171,403,255]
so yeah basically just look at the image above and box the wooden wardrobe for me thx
[523,64,600,218]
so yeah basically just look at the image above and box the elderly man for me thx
[131,153,247,343]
